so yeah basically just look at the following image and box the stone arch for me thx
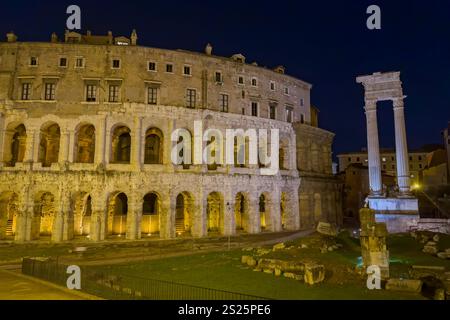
[0,192,19,239]
[73,192,93,236]
[142,192,160,235]
[111,125,131,163]
[74,123,95,163]
[314,193,322,222]
[206,192,224,234]
[38,122,60,167]
[175,192,193,235]
[107,192,128,236]
[144,127,163,164]
[3,123,26,167]
[32,191,56,239]
[234,192,250,232]
[259,192,272,231]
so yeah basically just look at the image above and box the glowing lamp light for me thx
[411,183,421,190]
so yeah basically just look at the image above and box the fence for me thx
[22,258,268,300]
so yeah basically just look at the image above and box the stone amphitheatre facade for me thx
[0,30,342,242]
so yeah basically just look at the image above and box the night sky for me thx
[1,0,449,158]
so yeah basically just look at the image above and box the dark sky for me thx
[1,0,449,158]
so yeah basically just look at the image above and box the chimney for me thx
[6,32,17,43]
[205,43,212,55]
[86,30,91,36]
[131,29,138,45]
[51,32,58,43]
[107,31,113,45]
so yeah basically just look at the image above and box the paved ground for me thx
[0,269,98,300]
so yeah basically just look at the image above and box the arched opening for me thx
[142,192,160,235]
[314,193,322,222]
[0,192,19,239]
[3,124,26,167]
[175,192,192,235]
[111,126,131,163]
[144,128,163,164]
[38,123,60,167]
[107,192,128,236]
[234,192,249,232]
[73,193,92,237]
[32,192,56,238]
[259,194,267,230]
[75,124,95,163]
[207,192,224,234]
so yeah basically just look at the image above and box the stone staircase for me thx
[5,220,13,236]
[175,218,184,234]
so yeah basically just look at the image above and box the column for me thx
[23,128,38,163]
[67,130,76,163]
[393,98,411,195]
[222,191,235,236]
[191,193,205,238]
[90,195,106,241]
[95,116,107,165]
[247,196,261,234]
[126,193,141,240]
[365,100,383,196]
[58,130,70,164]
[131,116,142,170]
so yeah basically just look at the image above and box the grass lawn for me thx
[90,232,450,300]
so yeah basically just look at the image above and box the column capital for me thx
[392,98,405,109]
[364,99,377,111]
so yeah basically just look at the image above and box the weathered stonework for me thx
[0,31,341,242]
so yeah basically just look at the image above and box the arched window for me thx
[75,124,95,163]
[38,123,60,167]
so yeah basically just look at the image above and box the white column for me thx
[393,98,411,195]
[365,100,383,196]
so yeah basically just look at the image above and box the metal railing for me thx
[22,258,268,300]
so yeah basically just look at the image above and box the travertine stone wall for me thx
[0,38,339,242]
